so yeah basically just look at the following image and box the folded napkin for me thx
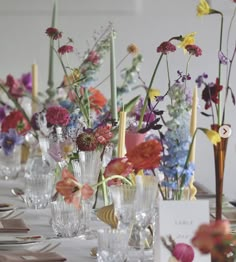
[0,219,29,233]
[0,251,66,262]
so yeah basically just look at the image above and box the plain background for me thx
[0,0,235,200]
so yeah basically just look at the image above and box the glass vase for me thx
[74,150,102,240]
[211,124,228,220]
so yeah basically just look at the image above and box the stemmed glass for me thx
[72,150,102,240]
[109,184,136,231]
[133,175,158,262]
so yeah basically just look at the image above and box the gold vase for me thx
[211,124,229,221]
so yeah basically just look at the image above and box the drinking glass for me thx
[72,150,102,240]
[133,176,158,262]
[97,228,129,262]
[109,185,136,231]
[24,156,55,209]
[51,200,82,238]
[0,146,21,180]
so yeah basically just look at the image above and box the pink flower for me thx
[157,41,176,54]
[58,45,73,55]
[45,27,62,40]
[185,44,202,57]
[85,50,100,65]
[46,106,70,126]
[95,124,113,145]
[104,157,133,186]
[5,74,24,98]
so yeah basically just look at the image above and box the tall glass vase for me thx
[74,150,102,240]
[211,124,228,221]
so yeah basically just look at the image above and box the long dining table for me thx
[0,176,105,261]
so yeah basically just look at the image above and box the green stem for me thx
[92,175,133,188]
[185,55,192,90]
[217,12,224,125]
[138,53,164,130]
[166,55,171,90]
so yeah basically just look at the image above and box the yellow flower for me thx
[197,0,211,16]
[200,128,221,145]
[148,88,160,101]
[178,32,196,52]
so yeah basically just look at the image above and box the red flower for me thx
[185,44,202,57]
[202,78,223,109]
[46,106,70,126]
[157,41,176,54]
[1,110,31,135]
[126,139,162,171]
[104,157,133,186]
[94,124,113,145]
[58,45,73,55]
[88,87,107,113]
[45,27,62,40]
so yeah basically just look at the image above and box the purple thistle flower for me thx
[0,129,24,155]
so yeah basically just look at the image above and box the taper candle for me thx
[32,63,38,114]
[189,86,198,163]
[117,110,127,157]
[110,28,118,122]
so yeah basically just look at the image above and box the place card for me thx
[155,200,210,262]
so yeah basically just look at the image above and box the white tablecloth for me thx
[0,177,103,261]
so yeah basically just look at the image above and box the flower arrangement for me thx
[195,0,236,126]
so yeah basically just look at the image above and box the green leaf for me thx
[124,95,140,113]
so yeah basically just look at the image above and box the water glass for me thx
[97,228,129,262]
[0,146,21,180]
[51,200,82,238]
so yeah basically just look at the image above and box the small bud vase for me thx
[211,124,229,221]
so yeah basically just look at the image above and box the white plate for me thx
[0,235,44,250]
[0,203,14,212]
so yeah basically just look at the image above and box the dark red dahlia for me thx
[76,132,97,151]
[46,106,70,126]
[45,27,62,40]
[156,41,176,54]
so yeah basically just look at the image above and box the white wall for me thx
[0,0,235,200]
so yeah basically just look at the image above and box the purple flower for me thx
[218,51,229,65]
[195,73,208,88]
[21,73,32,91]
[0,107,6,122]
[0,129,24,155]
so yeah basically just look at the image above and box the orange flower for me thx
[56,168,94,209]
[88,87,107,113]
[126,139,162,171]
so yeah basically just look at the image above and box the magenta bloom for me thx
[94,124,113,145]
[85,50,100,65]
[46,106,70,126]
[6,74,24,98]
[104,157,133,186]
[185,44,202,57]
[157,41,176,54]
[45,27,62,40]
[58,45,74,55]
